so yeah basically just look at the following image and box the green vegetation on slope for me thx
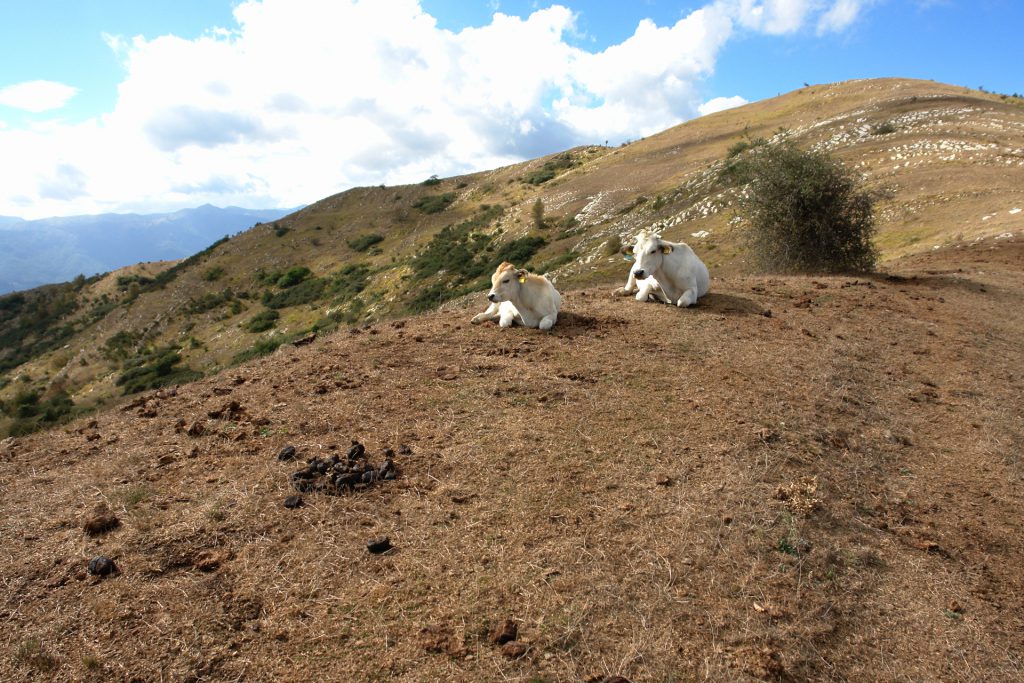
[243,309,280,333]
[263,278,326,309]
[231,336,291,365]
[0,282,89,373]
[723,141,878,273]
[187,289,237,314]
[412,192,456,214]
[0,387,77,437]
[145,237,230,291]
[347,234,385,252]
[115,345,202,395]
[524,153,576,185]
[407,204,549,312]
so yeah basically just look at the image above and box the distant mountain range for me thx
[0,204,297,294]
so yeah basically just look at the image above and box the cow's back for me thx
[671,242,710,297]
[526,274,560,314]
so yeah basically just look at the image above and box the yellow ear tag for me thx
[660,245,672,254]
[518,275,527,283]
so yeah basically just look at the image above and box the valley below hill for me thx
[0,205,294,295]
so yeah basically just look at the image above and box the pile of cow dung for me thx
[279,440,404,499]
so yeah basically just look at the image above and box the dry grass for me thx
[1,236,1022,681]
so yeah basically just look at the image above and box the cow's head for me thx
[487,262,526,302]
[621,229,653,262]
[621,230,643,262]
[627,232,672,280]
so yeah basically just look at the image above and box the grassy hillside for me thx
[2,78,1023,435]
[1,235,1021,680]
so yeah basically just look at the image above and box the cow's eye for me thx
[502,279,509,284]
[650,249,656,254]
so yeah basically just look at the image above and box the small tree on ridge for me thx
[729,141,878,274]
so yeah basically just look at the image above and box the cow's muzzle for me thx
[487,292,498,302]
[634,269,647,279]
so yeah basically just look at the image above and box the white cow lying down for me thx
[622,231,709,307]
[471,261,561,330]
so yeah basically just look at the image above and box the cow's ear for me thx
[659,244,673,254]
[622,245,634,261]
[516,269,527,283]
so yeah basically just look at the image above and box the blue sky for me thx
[0,0,1021,218]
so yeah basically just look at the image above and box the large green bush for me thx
[728,142,878,273]
[258,263,369,311]
[147,236,229,290]
[410,205,504,280]
[11,389,40,418]
[203,266,225,281]
[493,236,546,266]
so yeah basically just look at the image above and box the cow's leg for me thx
[676,288,698,307]
[498,302,518,328]
[614,272,638,296]
[636,279,660,302]
[471,302,500,324]
[538,313,557,331]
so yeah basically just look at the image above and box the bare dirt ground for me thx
[2,236,1022,682]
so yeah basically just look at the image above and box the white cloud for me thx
[0,80,79,113]
[734,0,816,34]
[730,0,869,35]
[38,163,89,200]
[699,95,749,116]
[817,0,868,33]
[0,0,869,218]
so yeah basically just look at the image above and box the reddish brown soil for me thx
[2,237,1022,682]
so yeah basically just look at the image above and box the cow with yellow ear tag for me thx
[471,261,561,330]
[629,231,709,307]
